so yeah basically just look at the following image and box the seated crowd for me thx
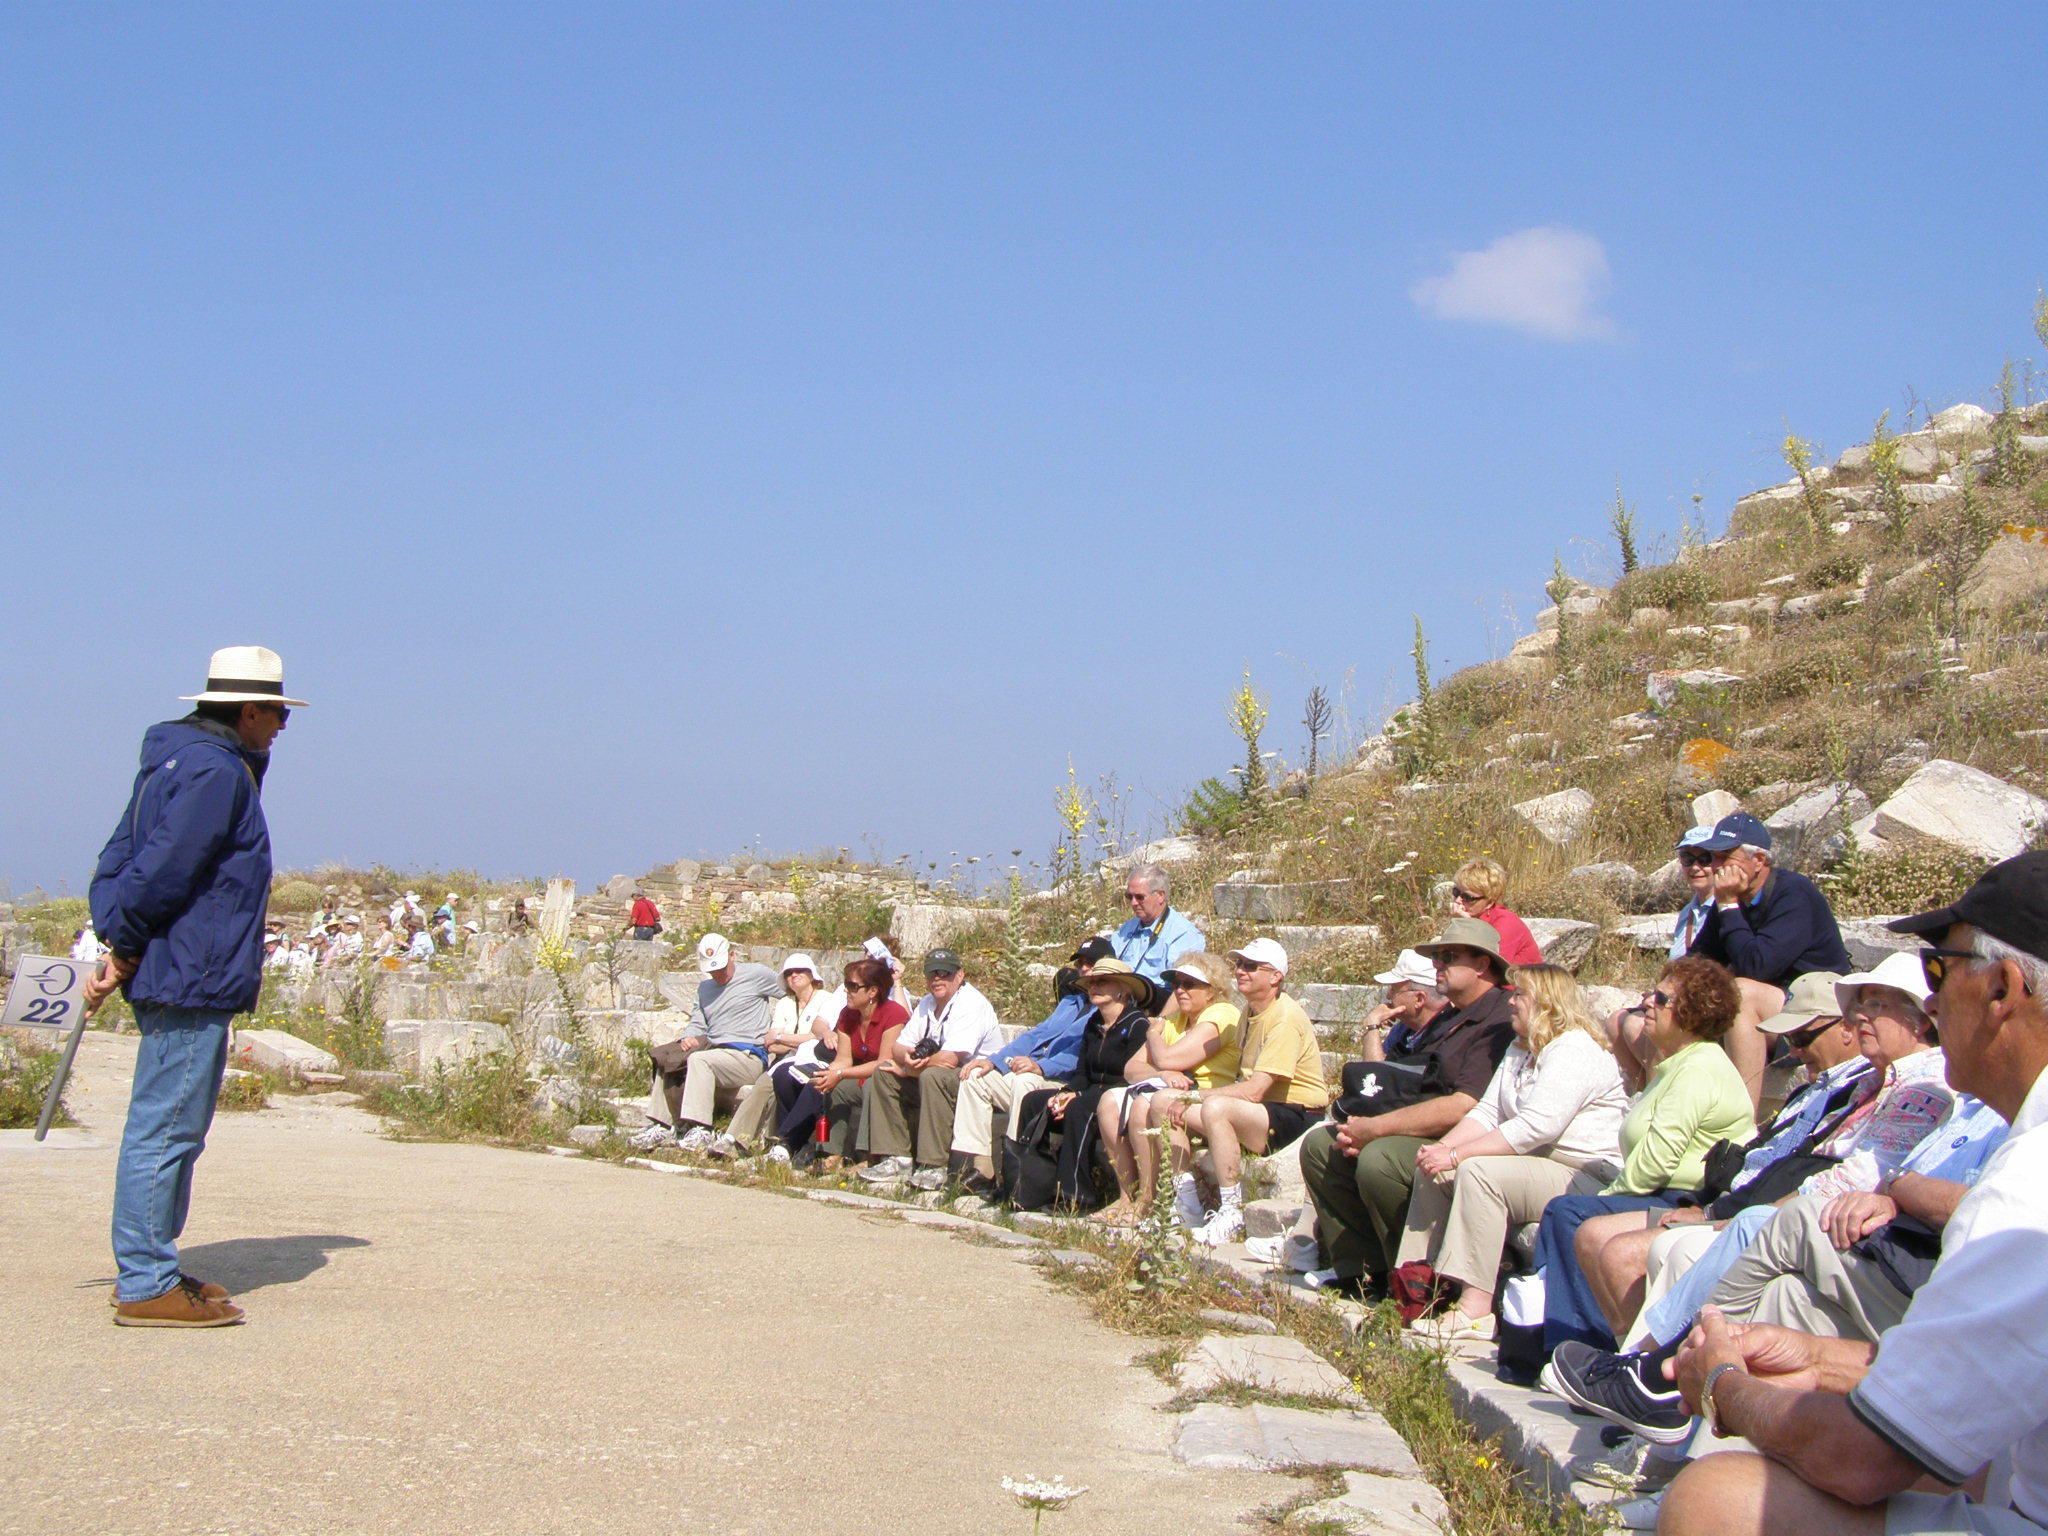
[628,834,2048,1536]
[259,889,479,977]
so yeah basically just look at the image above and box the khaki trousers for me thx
[951,1069,1051,1157]
[1398,1153,1585,1289]
[1707,1192,1915,1343]
[646,1045,764,1130]
[862,1066,962,1164]
[725,1071,785,1146]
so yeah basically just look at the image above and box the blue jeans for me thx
[1535,1190,1685,1356]
[113,1004,233,1302]
[1639,1203,1777,1345]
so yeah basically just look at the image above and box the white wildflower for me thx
[1002,1475,1088,1512]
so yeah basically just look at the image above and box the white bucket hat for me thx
[1373,948,1437,988]
[780,952,822,981]
[1834,952,1934,1016]
[181,645,308,707]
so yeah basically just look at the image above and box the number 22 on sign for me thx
[2,956,89,1030]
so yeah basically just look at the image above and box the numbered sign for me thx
[1,956,91,1032]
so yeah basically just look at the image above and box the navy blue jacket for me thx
[90,717,273,1013]
[1692,867,1851,989]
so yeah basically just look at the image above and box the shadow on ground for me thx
[79,1234,372,1296]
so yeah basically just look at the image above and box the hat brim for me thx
[1413,939,1506,965]
[1886,905,1961,938]
[182,691,310,707]
[1756,1007,1832,1036]
[1163,967,1215,988]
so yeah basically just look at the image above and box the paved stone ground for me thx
[0,1033,1290,1536]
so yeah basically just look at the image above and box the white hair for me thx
[1127,863,1170,898]
[1739,842,1775,866]
[1969,930,2048,997]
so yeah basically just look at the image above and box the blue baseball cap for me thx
[1697,812,1773,853]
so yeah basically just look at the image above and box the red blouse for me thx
[836,999,910,1064]
[1477,904,1544,967]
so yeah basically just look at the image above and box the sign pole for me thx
[34,1014,90,1142]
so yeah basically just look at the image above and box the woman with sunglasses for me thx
[1446,858,1543,967]
[1093,951,1243,1224]
[769,956,906,1169]
[1607,827,1721,1093]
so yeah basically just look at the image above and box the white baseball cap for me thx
[180,645,309,708]
[697,933,733,972]
[1228,937,1290,977]
[1373,948,1436,988]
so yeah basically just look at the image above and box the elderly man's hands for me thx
[1710,859,1752,906]
[1822,1190,1898,1249]
[1675,1307,1824,1415]
[83,954,137,1017]
[962,1057,996,1080]
[1047,1092,1076,1119]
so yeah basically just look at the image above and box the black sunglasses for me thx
[1782,1017,1838,1048]
[1649,988,1672,1008]
[1451,887,1485,905]
[1920,947,1977,993]
[1677,850,1716,867]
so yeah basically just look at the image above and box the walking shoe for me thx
[764,1145,793,1167]
[109,1273,229,1308]
[704,1133,744,1160]
[112,1276,245,1328]
[1245,1233,1321,1272]
[1193,1205,1245,1247]
[1540,1341,1693,1445]
[1406,1310,1497,1344]
[1609,1492,1666,1531]
[859,1155,914,1183]
[1565,1437,1683,1496]
[675,1125,717,1155]
[907,1165,946,1191]
[628,1122,677,1151]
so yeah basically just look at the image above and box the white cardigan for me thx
[1462,1029,1628,1170]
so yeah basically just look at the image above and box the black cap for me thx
[1070,935,1114,965]
[1887,851,2048,963]
[1697,812,1773,853]
[922,948,964,976]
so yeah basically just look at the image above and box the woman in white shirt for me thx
[1399,963,1629,1342]
[710,953,844,1157]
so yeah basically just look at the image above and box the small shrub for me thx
[369,1048,543,1143]
[0,1034,70,1129]
[1821,842,1984,917]
[216,1068,274,1112]
[1802,548,1865,591]
[1181,775,1251,837]
[1613,562,1715,615]
[270,879,323,912]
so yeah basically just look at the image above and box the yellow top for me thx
[1239,994,1331,1107]
[1158,1000,1244,1089]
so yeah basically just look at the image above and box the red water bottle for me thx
[814,1112,828,1145]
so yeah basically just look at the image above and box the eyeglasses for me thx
[1782,1017,1837,1048]
[1920,947,1976,993]
[1124,891,1152,903]
[1649,989,1672,1008]
[1231,960,1267,974]
[1677,850,1716,868]
[1169,978,1203,991]
[258,704,290,723]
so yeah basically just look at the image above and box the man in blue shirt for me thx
[1112,862,1206,1003]
[947,936,1109,1194]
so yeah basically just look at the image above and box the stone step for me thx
[1243,1198,1305,1239]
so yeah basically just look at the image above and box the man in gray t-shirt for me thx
[637,932,783,1153]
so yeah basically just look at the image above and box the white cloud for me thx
[1408,225,1618,342]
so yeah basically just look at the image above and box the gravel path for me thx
[0,1032,1285,1536]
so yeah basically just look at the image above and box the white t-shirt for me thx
[897,981,1005,1060]
[1849,1065,2046,1521]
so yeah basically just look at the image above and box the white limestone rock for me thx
[1872,759,2048,863]
[1524,917,1600,972]
[231,1028,340,1077]
[1512,787,1595,847]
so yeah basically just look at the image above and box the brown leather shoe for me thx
[113,1278,245,1328]
[108,1273,230,1308]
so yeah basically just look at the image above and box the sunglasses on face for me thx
[1920,947,1976,993]
[1783,1017,1838,1048]
[1677,850,1715,867]
[1450,887,1485,904]
[1125,891,1152,903]
[1649,989,1673,1008]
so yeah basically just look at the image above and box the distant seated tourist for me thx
[628,890,661,941]
[70,925,105,964]
[1094,950,1243,1224]
[1165,939,1332,1247]
[1297,919,1519,1295]
[369,916,400,959]
[1652,852,2048,1536]
[859,948,1005,1189]
[1680,812,1852,1109]
[1531,955,1757,1359]
[1397,963,1628,1343]
[403,917,435,964]
[768,956,907,1169]
[947,937,1105,1198]
[1112,863,1206,1003]
[1009,959,1153,1210]
[322,915,364,968]
[263,931,289,971]
[709,952,841,1159]
[631,933,779,1155]
[1446,857,1543,967]
[510,897,533,931]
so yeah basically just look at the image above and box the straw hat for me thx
[1081,957,1151,1004]
[180,645,308,707]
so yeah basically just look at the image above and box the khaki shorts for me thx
[1888,1492,2046,1536]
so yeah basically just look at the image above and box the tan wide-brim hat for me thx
[180,645,309,707]
[1413,916,1508,966]
[1081,956,1152,1003]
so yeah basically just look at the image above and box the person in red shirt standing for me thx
[1448,857,1543,967]
[628,890,661,941]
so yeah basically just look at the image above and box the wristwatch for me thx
[1704,1362,1745,1437]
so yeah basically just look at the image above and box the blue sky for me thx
[5,4,2045,893]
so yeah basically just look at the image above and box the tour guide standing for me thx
[84,646,305,1328]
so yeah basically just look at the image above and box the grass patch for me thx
[0,1032,73,1129]
[216,1067,276,1112]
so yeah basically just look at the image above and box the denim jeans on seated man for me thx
[112,1005,235,1303]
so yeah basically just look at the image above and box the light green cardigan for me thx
[1608,1040,1756,1195]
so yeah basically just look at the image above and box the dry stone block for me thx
[1840,919,1920,971]
[1765,782,1872,871]
[1692,789,1742,827]
[1524,918,1600,972]
[1276,924,1384,954]
[1616,914,1681,952]
[1296,983,1384,1025]
[1243,1198,1305,1239]
[381,1019,511,1074]
[887,903,1003,957]
[1569,861,1643,905]
[1174,1335,1360,1400]
[1962,530,2048,613]
[1931,401,1995,438]
[1648,668,1743,710]
[1212,879,1356,923]
[1174,1402,1421,1475]
[1290,1470,1451,1536]
[1872,759,2048,863]
[231,1029,340,1077]
[1511,788,1595,847]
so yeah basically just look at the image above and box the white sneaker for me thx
[704,1133,743,1160]
[908,1165,946,1191]
[628,1123,677,1151]
[1567,1439,1682,1496]
[676,1126,716,1155]
[1302,1267,1342,1290]
[1406,1310,1496,1343]
[1194,1206,1245,1247]
[764,1145,793,1167]
[1243,1234,1287,1266]
[859,1155,914,1183]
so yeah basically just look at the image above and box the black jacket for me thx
[1693,868,1852,987]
